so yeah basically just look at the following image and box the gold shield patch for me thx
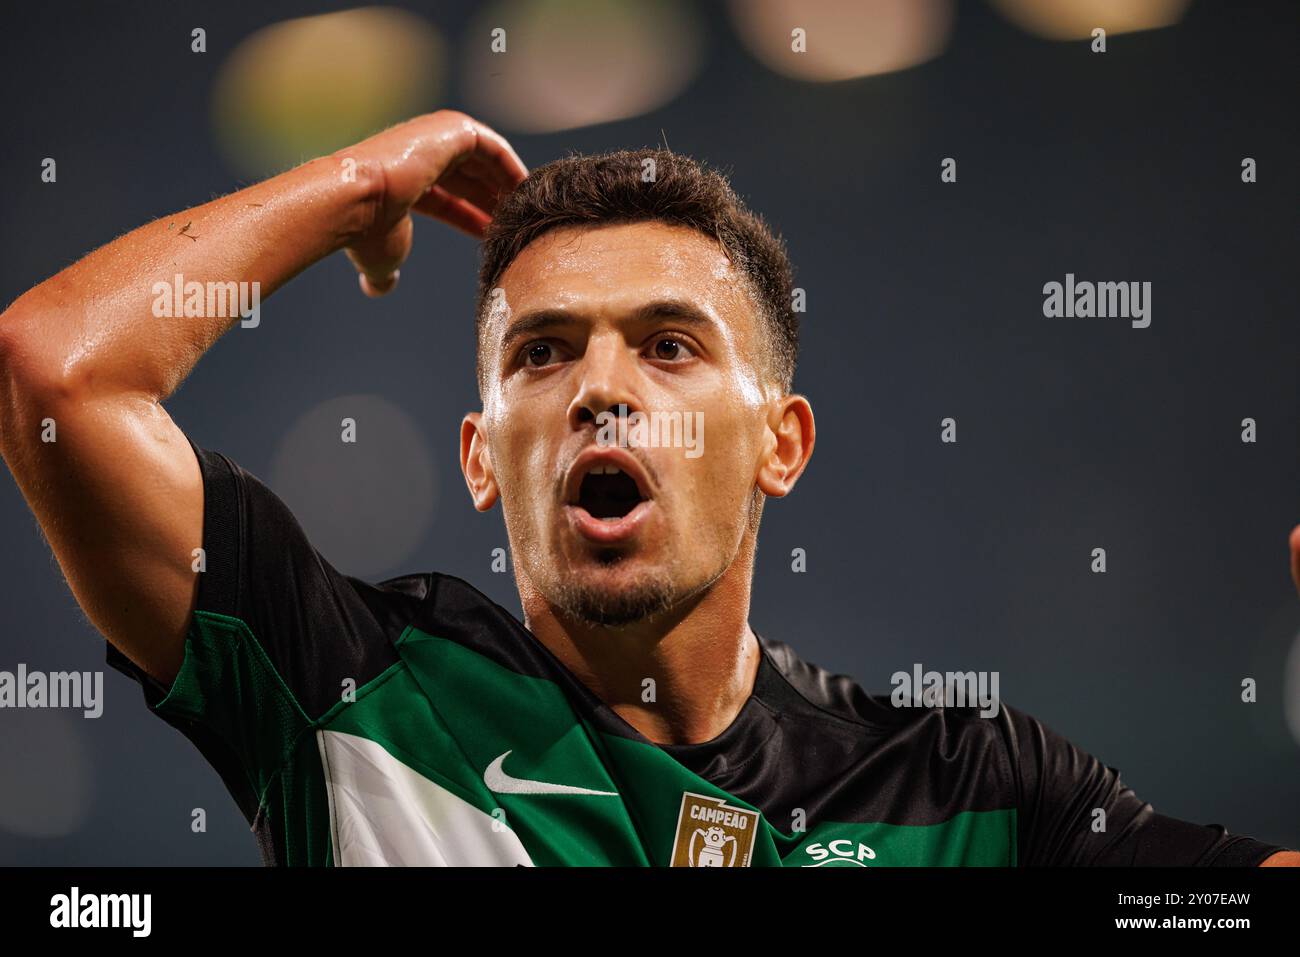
[669,791,759,867]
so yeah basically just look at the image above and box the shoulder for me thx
[756,633,1025,767]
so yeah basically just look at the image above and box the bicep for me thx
[103,442,415,830]
[7,388,201,685]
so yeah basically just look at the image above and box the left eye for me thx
[648,337,692,361]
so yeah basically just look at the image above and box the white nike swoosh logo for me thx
[483,750,618,796]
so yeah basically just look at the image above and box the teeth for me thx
[590,465,624,476]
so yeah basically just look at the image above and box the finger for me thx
[359,270,399,298]
[457,148,527,207]
[438,164,511,219]
[1290,525,1300,596]
[362,112,526,216]
[463,117,529,191]
[412,185,492,238]
[346,246,400,297]
[345,214,413,295]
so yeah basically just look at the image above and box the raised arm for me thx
[0,110,526,686]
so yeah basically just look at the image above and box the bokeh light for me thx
[269,394,437,579]
[727,0,955,82]
[988,0,1191,40]
[213,7,444,178]
[0,710,93,839]
[462,0,704,133]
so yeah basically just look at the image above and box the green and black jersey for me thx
[106,442,1289,866]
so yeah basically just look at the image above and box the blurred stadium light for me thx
[269,395,438,580]
[461,0,704,133]
[726,0,955,82]
[213,7,444,178]
[987,0,1191,40]
[0,711,92,839]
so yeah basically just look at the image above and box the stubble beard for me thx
[548,549,680,627]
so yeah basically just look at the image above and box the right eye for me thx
[524,342,559,367]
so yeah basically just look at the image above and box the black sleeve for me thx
[998,703,1293,866]
[105,438,421,823]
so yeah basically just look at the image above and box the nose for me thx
[566,333,643,432]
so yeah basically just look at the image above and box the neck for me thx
[518,541,761,746]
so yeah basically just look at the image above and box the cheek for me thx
[704,396,765,469]
[672,408,763,514]
[495,445,531,504]
[490,423,556,517]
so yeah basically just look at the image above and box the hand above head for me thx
[0,108,527,689]
[337,110,529,297]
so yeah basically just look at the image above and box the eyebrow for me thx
[498,299,722,360]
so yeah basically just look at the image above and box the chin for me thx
[546,561,679,628]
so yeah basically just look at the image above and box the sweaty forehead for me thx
[488,221,757,338]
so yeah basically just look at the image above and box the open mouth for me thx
[577,465,646,520]
[563,449,656,544]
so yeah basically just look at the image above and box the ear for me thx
[460,412,499,511]
[755,394,815,498]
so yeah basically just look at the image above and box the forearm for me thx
[1260,850,1300,866]
[0,152,372,403]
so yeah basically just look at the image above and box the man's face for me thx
[468,221,779,627]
